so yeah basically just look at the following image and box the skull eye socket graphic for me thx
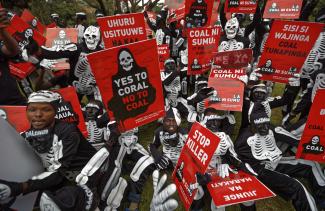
[83,26,101,50]
[119,50,134,71]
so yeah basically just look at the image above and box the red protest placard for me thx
[257,20,324,84]
[21,9,46,35]
[87,39,165,132]
[213,49,252,69]
[207,170,275,207]
[45,28,78,48]
[97,13,147,49]
[188,26,221,75]
[263,0,303,20]
[168,6,185,24]
[296,90,325,163]
[158,44,170,72]
[54,87,88,138]
[225,0,258,14]
[206,69,245,111]
[185,0,214,28]
[9,62,36,79]
[0,106,29,132]
[45,28,77,71]
[7,15,46,50]
[47,22,57,29]
[172,122,220,210]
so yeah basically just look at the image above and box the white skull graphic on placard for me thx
[119,50,134,71]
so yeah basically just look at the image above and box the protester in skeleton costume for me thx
[0,90,97,209]
[144,6,178,56]
[218,16,250,52]
[235,103,325,210]
[186,0,208,28]
[83,100,106,147]
[40,25,103,100]
[91,124,156,211]
[149,107,187,171]
[190,107,258,211]
[240,81,299,130]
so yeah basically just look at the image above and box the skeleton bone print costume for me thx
[218,18,250,52]
[235,103,325,210]
[41,26,103,99]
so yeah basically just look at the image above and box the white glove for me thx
[40,59,58,70]
[0,184,11,201]
[217,164,237,178]
[238,75,248,85]
[150,170,178,211]
[249,68,262,81]
[288,74,300,87]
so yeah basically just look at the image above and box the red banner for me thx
[213,49,252,69]
[97,13,147,49]
[0,106,29,132]
[206,69,245,111]
[21,9,46,35]
[263,0,303,20]
[207,170,275,207]
[158,44,170,72]
[257,20,324,83]
[225,0,258,14]
[54,87,88,138]
[296,90,325,163]
[185,0,214,28]
[172,122,220,210]
[87,39,165,132]
[187,26,221,75]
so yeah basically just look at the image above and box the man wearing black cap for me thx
[235,103,325,210]
[0,90,97,210]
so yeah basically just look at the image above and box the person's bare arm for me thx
[0,8,20,57]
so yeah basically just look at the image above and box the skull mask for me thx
[32,19,37,27]
[119,127,138,149]
[225,17,239,39]
[311,136,320,145]
[119,50,134,71]
[83,26,101,50]
[25,29,33,39]
[0,109,7,120]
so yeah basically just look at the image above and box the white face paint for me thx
[25,29,33,38]
[311,136,320,145]
[83,26,101,50]
[0,109,7,120]
[225,17,239,39]
[249,14,254,21]
[119,50,134,71]
[59,30,66,39]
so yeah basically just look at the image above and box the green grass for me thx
[130,83,297,210]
